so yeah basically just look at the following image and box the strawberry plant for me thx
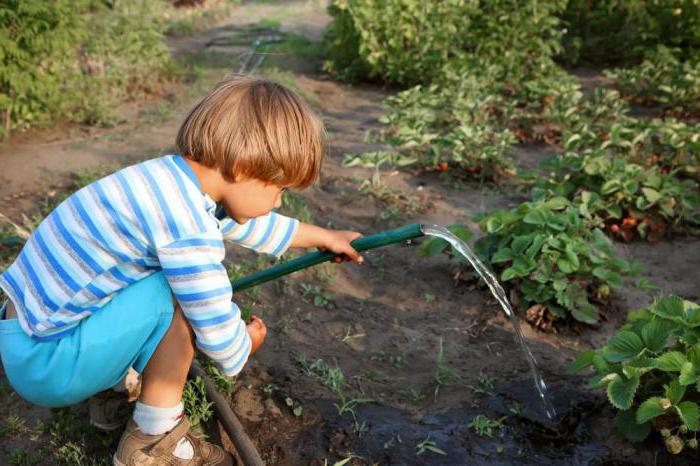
[419,201,639,326]
[535,148,700,241]
[605,46,700,117]
[571,296,700,454]
[636,118,700,180]
[472,197,638,325]
[344,79,517,181]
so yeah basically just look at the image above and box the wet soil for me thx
[0,1,699,465]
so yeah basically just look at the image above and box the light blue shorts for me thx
[0,271,174,408]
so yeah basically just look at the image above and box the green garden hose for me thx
[230,223,425,293]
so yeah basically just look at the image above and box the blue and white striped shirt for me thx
[0,155,298,376]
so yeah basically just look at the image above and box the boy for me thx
[0,74,363,465]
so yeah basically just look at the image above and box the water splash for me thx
[421,224,557,420]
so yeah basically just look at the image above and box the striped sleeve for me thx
[220,211,298,259]
[157,235,251,377]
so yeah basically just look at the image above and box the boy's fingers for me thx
[344,246,363,263]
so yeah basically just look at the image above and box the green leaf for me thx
[447,225,473,244]
[605,331,645,362]
[593,267,623,288]
[525,235,546,260]
[572,304,599,324]
[665,380,686,406]
[592,353,613,374]
[417,237,447,257]
[679,362,699,386]
[652,296,700,328]
[511,235,533,254]
[642,187,661,204]
[569,351,596,373]
[587,374,610,389]
[636,397,668,424]
[491,248,514,263]
[622,358,657,378]
[564,133,581,150]
[676,401,700,431]
[523,209,547,225]
[501,261,530,281]
[601,179,621,194]
[485,217,503,233]
[640,320,673,353]
[617,410,651,442]
[542,197,570,210]
[607,374,640,410]
[656,352,688,372]
[688,343,700,366]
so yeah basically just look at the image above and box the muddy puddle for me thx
[248,380,607,465]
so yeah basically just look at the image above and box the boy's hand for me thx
[319,229,364,264]
[290,223,363,263]
[246,315,267,354]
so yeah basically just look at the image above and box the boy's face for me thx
[219,177,285,224]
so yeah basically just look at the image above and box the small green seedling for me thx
[300,283,335,308]
[415,434,446,456]
[285,397,303,417]
[469,415,506,438]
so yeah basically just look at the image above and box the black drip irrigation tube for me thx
[188,361,265,466]
[188,224,426,465]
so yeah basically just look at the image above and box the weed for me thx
[284,397,303,417]
[509,402,523,417]
[47,407,118,464]
[469,415,506,438]
[415,434,446,456]
[296,353,373,434]
[9,448,43,466]
[433,337,459,400]
[204,362,234,397]
[182,376,214,429]
[300,283,335,308]
[53,440,105,466]
[0,415,26,437]
[469,372,495,397]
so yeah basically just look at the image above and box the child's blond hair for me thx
[176,74,325,188]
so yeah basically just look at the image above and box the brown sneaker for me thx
[89,390,131,432]
[113,417,233,465]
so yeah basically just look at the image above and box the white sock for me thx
[132,401,194,459]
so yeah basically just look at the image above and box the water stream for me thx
[421,224,557,420]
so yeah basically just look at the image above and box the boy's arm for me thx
[156,234,252,377]
[221,211,363,262]
[290,223,364,262]
[220,211,298,258]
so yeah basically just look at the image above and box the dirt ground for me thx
[1,1,699,465]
